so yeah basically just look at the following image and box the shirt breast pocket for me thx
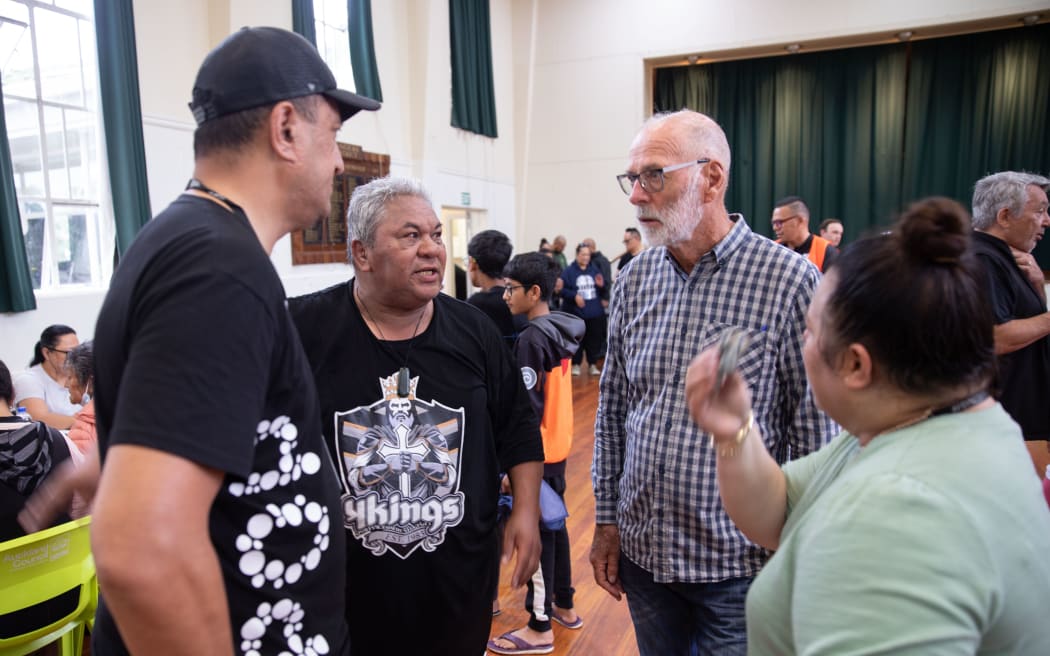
[697,322,772,386]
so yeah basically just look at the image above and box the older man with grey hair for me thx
[288,176,543,656]
[971,171,1050,443]
[593,110,837,654]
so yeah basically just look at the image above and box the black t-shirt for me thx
[92,195,348,655]
[467,286,527,347]
[973,231,1050,440]
[289,282,543,656]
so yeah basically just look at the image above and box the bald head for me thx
[635,111,732,180]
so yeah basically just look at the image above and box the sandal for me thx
[487,631,554,655]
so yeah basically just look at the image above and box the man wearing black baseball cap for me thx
[86,27,378,655]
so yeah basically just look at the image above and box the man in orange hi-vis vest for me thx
[772,196,840,273]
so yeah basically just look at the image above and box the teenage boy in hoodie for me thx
[489,252,586,655]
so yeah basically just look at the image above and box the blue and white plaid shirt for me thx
[593,215,837,583]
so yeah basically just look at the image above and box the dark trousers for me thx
[572,315,607,365]
[523,474,574,631]
[619,555,751,656]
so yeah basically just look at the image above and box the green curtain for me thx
[0,73,37,313]
[655,44,907,242]
[901,24,1050,265]
[348,0,382,101]
[94,0,151,257]
[654,25,1050,250]
[449,0,498,137]
[292,0,317,45]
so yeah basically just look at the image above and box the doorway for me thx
[441,206,487,299]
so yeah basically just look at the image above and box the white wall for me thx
[517,0,1050,264]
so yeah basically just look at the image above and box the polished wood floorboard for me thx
[489,368,639,655]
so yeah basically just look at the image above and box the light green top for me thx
[747,404,1050,655]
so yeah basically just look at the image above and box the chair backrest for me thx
[0,517,96,656]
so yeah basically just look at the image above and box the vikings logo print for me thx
[334,372,466,559]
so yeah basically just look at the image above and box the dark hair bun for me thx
[898,197,970,265]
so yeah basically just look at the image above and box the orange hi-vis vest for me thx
[777,234,831,271]
[540,357,574,463]
[806,235,830,271]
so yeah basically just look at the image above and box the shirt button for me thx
[665,420,672,431]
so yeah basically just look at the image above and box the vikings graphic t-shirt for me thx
[92,196,348,655]
[290,281,543,656]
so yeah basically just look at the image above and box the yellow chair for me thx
[0,517,96,656]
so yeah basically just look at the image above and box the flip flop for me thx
[551,612,584,630]
[486,631,554,655]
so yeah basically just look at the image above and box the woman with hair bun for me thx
[686,197,1050,653]
[13,324,82,429]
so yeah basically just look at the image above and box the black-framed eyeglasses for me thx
[616,159,710,195]
[771,215,802,229]
[48,347,71,355]
[503,284,525,295]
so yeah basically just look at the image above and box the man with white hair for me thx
[971,171,1050,443]
[289,176,543,656]
[592,110,836,654]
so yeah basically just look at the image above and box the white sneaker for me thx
[571,365,581,376]
[589,365,600,376]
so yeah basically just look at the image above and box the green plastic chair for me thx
[0,517,96,656]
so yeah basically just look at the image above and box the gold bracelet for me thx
[711,410,754,458]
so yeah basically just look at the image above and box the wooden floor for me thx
[489,368,639,655]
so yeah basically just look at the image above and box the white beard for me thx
[636,176,702,247]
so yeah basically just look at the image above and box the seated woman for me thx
[13,324,82,430]
[64,341,96,455]
[686,197,1050,653]
[1,359,83,541]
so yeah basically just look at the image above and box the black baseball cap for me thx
[189,26,381,126]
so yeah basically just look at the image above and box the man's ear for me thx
[528,284,543,302]
[268,100,300,163]
[350,239,371,272]
[701,160,727,202]
[994,205,1014,230]
[840,342,874,390]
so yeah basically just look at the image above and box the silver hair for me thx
[64,340,94,387]
[971,171,1050,230]
[347,177,432,252]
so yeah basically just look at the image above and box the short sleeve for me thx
[12,370,45,405]
[781,431,849,513]
[975,253,1017,324]
[108,269,278,478]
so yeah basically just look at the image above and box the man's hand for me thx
[503,461,543,587]
[20,443,100,533]
[589,523,624,600]
[575,294,585,308]
[1012,246,1047,303]
[502,503,541,587]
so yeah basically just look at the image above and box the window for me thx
[313,0,355,93]
[1,0,110,290]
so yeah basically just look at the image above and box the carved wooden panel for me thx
[291,143,390,265]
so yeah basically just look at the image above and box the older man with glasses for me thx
[594,109,837,655]
[771,195,839,273]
